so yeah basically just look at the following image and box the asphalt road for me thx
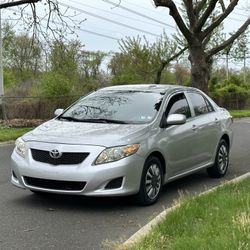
[0,118,249,250]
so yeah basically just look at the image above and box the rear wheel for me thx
[207,139,229,178]
[136,156,163,206]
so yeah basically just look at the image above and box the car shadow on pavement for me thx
[9,169,226,212]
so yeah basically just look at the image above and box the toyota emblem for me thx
[49,149,62,159]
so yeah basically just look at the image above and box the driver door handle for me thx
[215,118,220,124]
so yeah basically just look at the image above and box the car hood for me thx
[22,119,150,147]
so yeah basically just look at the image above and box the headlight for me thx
[15,137,26,158]
[95,144,140,165]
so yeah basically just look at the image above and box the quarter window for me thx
[188,92,211,116]
[205,99,214,112]
[166,93,191,118]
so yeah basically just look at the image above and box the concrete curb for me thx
[123,172,250,248]
[0,141,15,146]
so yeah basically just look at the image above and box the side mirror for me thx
[54,108,64,117]
[167,114,186,125]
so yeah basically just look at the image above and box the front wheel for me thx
[136,156,163,206]
[207,139,229,178]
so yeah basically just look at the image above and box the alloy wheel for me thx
[145,163,162,200]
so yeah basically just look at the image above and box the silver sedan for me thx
[11,84,233,205]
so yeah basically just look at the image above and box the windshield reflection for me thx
[60,90,164,124]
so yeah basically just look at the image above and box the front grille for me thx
[24,176,86,191]
[31,149,89,165]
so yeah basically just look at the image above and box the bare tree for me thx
[0,0,84,42]
[153,0,250,93]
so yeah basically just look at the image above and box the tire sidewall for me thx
[215,139,229,176]
[138,156,163,205]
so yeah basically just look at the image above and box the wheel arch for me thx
[212,133,231,164]
[145,151,166,176]
[221,133,230,149]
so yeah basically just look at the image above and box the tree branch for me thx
[202,0,239,39]
[219,0,226,11]
[183,0,196,28]
[153,0,192,43]
[0,0,40,9]
[207,17,250,59]
[154,46,188,84]
[194,0,207,15]
[194,0,219,32]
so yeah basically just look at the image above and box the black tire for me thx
[207,139,229,178]
[136,156,163,206]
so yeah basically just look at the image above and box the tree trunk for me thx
[189,45,210,93]
[154,63,166,84]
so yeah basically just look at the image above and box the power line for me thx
[76,27,119,41]
[103,0,176,29]
[68,0,165,29]
[117,0,170,18]
[4,7,120,41]
[58,1,161,37]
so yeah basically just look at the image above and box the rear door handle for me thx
[192,124,198,131]
[215,118,220,124]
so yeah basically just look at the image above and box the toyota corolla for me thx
[11,84,233,205]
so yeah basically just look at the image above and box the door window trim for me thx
[161,91,193,122]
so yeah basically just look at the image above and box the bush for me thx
[4,69,17,89]
[39,72,74,97]
[210,75,249,109]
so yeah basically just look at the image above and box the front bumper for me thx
[10,142,145,197]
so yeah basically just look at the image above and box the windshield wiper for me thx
[80,118,129,124]
[57,116,82,122]
[58,117,128,124]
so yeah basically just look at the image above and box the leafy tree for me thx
[2,23,15,67]
[11,34,42,74]
[174,64,190,86]
[109,34,185,84]
[49,40,81,82]
[2,23,42,80]
[78,51,107,79]
[153,0,250,93]
[231,32,249,83]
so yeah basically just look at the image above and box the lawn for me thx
[0,127,32,142]
[230,110,250,118]
[124,177,250,250]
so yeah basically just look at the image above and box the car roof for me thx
[99,84,194,94]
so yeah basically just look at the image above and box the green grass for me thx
[230,110,250,118]
[0,127,32,142]
[125,178,250,250]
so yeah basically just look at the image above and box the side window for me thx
[205,98,214,112]
[188,92,211,116]
[166,93,191,118]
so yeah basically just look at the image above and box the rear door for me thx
[186,91,221,167]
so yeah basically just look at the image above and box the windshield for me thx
[59,90,164,124]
